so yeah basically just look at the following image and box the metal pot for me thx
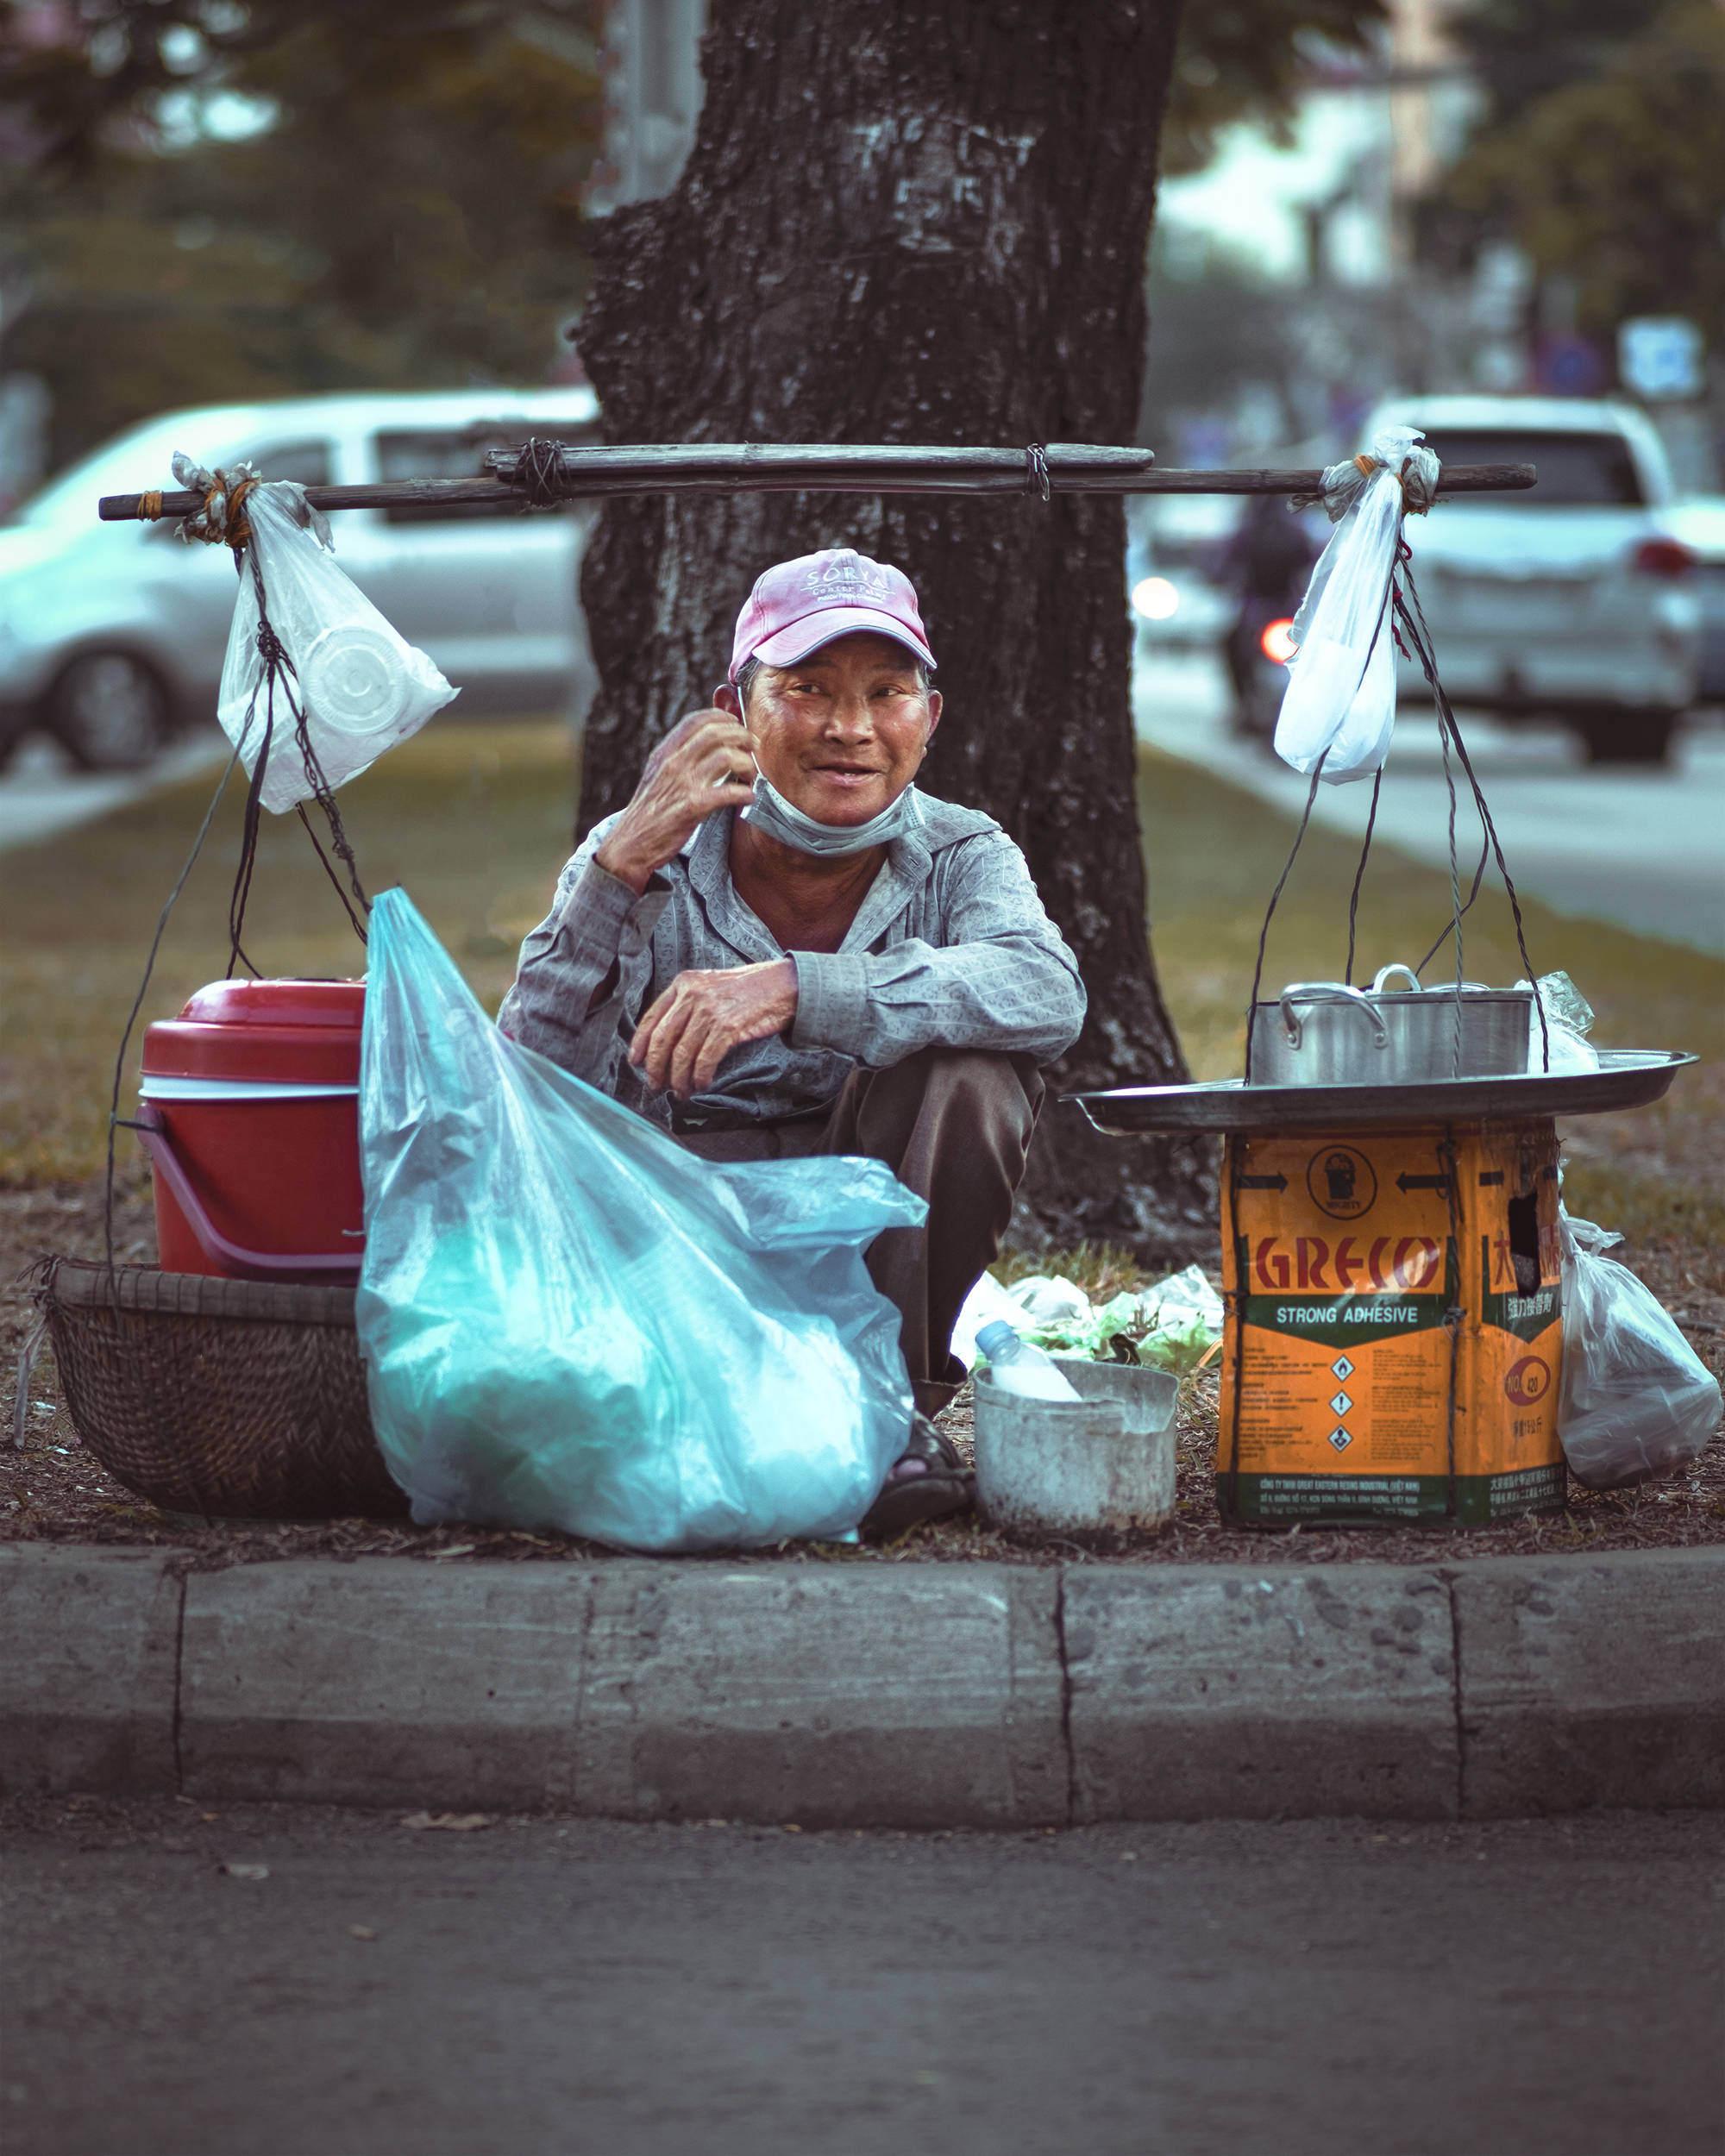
[1245,964,1534,1087]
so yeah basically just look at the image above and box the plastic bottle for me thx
[975,1320,1082,1402]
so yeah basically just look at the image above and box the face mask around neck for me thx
[739,775,923,858]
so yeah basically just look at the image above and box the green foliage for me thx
[1436,0,1725,332]
[1449,0,1667,117]
[0,2,599,467]
[1163,0,1391,176]
[0,0,1400,463]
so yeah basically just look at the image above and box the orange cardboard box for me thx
[1217,1119,1565,1524]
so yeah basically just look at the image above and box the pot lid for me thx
[142,977,366,1084]
[174,979,366,1028]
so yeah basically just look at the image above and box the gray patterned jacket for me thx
[497,790,1087,1130]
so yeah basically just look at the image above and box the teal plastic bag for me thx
[355,889,924,1551]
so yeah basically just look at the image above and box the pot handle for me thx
[1278,981,1391,1054]
[1372,966,1497,993]
[132,1105,364,1280]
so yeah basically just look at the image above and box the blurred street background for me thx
[4,0,1724,856]
[3,12,1725,2154]
[4,0,1722,1245]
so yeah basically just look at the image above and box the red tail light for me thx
[1260,617,1297,664]
[1633,537,1696,578]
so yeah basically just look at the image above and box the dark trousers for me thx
[676,1050,1044,1413]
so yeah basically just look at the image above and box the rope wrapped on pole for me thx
[98,441,1540,523]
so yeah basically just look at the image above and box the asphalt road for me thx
[3,1800,1721,2156]
[1134,649,1725,958]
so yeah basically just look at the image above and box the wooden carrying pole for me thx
[97,441,1537,523]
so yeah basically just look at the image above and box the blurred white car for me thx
[1364,395,1702,763]
[0,387,599,768]
[1662,495,1725,703]
[1126,496,1237,649]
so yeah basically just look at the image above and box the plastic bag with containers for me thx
[1275,425,1440,787]
[952,1263,1224,1376]
[1556,1206,1722,1488]
[354,889,923,1551]
[204,463,456,814]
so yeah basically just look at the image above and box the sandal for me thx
[861,1412,975,1537]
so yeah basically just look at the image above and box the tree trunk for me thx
[575,0,1215,1267]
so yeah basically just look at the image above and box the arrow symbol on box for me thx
[1396,1174,1449,1194]
[1234,1173,1288,1191]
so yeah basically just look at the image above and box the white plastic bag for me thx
[1138,1263,1226,1335]
[950,1269,1035,1369]
[355,889,923,1551]
[1004,1275,1093,1326]
[1556,1206,1722,1488]
[210,470,456,813]
[1519,970,1600,1073]
[1276,424,1439,787]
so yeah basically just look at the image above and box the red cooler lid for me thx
[142,978,366,1085]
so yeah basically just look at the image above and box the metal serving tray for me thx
[1068,1050,1697,1136]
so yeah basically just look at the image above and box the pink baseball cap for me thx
[728,548,937,682]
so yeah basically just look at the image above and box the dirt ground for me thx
[4,1166,1721,1572]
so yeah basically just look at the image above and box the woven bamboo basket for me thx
[42,1261,408,1520]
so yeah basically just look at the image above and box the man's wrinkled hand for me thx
[628,959,799,1098]
[593,711,757,894]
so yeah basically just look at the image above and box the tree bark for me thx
[575,0,1215,1266]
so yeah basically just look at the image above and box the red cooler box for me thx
[139,979,367,1281]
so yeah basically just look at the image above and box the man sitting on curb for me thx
[499,548,1086,1530]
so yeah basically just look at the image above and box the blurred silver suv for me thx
[1364,395,1702,763]
[0,387,599,768]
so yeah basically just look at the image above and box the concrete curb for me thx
[3,1545,1722,1824]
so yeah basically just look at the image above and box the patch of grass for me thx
[1136,743,1725,1081]
[990,1241,1160,1301]
[1552,1164,1725,1282]
[1136,743,1724,1241]
[0,722,580,1186]
[1,722,1717,1267]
